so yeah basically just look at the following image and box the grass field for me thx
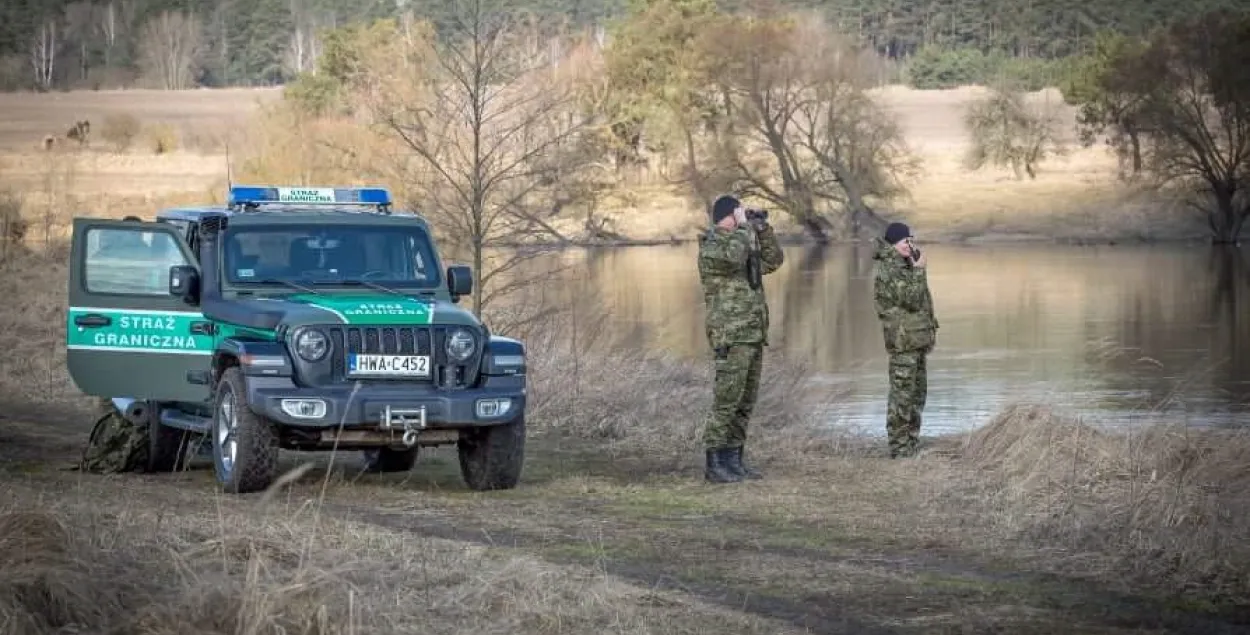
[0,85,1241,633]
[2,246,1249,634]
[0,85,1204,244]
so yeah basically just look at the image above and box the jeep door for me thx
[66,218,211,402]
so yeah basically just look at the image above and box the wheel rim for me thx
[216,387,238,476]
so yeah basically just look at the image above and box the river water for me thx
[505,242,1250,436]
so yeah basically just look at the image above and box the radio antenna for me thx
[225,141,233,190]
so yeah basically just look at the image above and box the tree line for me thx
[236,0,1244,324]
[1,0,1245,91]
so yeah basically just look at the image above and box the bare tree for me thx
[138,11,205,90]
[64,2,97,84]
[285,0,324,77]
[704,10,918,241]
[96,1,121,68]
[360,3,598,324]
[30,17,59,90]
[963,86,1066,180]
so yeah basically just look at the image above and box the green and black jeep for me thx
[65,185,527,493]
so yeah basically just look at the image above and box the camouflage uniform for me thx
[872,237,939,458]
[698,218,784,481]
[79,397,149,473]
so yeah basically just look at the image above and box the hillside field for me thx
[0,84,1204,243]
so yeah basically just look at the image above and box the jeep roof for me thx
[155,185,433,229]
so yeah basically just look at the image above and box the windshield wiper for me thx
[316,279,436,299]
[338,279,406,297]
[255,278,319,294]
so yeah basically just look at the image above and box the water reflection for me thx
[493,243,1250,434]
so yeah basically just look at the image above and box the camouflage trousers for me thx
[886,350,928,458]
[79,397,149,473]
[702,343,763,450]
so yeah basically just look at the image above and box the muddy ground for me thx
[3,399,1248,635]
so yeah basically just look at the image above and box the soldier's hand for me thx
[912,251,927,268]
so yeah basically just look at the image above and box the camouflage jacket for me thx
[698,223,785,349]
[872,237,939,354]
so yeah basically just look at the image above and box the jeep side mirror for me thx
[169,265,200,304]
[447,265,473,301]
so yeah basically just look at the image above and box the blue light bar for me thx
[227,185,392,207]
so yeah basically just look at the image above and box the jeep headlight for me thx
[445,328,476,362]
[294,328,329,362]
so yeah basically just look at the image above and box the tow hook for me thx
[380,405,426,448]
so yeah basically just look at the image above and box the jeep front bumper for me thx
[244,375,526,429]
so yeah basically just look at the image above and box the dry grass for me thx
[0,485,798,635]
[0,87,280,152]
[2,234,1248,630]
[515,304,846,467]
[0,85,1209,244]
[942,404,1250,600]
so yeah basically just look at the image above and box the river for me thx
[504,242,1250,436]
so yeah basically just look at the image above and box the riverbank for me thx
[0,84,1220,247]
[1,247,1248,633]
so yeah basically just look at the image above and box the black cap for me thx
[884,222,912,245]
[711,195,740,224]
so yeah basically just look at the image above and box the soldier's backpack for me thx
[78,398,149,473]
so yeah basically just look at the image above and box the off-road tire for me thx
[145,402,192,473]
[457,418,525,491]
[363,447,419,473]
[212,367,279,494]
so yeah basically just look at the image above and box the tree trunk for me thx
[473,235,484,314]
[830,156,888,240]
[1208,188,1241,244]
[1129,130,1142,175]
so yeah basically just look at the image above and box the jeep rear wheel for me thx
[457,418,525,491]
[212,367,279,494]
[363,447,419,473]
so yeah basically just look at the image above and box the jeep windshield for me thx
[222,225,440,289]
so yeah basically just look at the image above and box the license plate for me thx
[348,354,430,377]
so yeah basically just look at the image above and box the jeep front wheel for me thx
[212,367,279,493]
[457,418,525,491]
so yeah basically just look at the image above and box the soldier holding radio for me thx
[872,222,939,458]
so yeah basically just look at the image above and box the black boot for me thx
[704,449,742,483]
[725,447,762,480]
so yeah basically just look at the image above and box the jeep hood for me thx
[204,293,481,332]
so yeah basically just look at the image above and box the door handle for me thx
[74,314,111,328]
[190,321,216,335]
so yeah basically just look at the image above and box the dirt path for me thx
[3,404,1249,635]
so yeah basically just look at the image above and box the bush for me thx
[906,47,1067,91]
[0,189,27,258]
[283,73,342,116]
[100,114,141,152]
[144,123,179,155]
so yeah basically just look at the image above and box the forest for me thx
[2,0,1248,92]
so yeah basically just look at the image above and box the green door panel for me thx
[66,217,211,403]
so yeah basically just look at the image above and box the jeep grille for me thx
[326,325,481,389]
